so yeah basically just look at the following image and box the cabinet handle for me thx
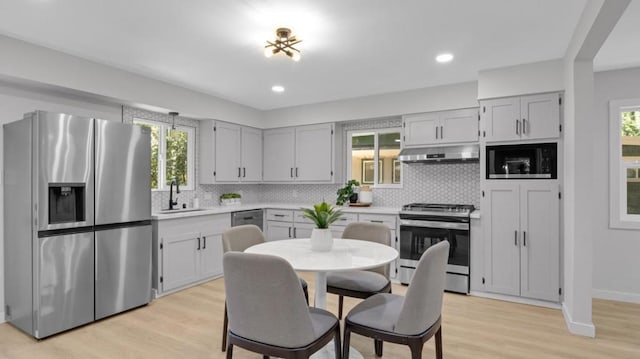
[370,220,384,223]
[515,119,520,135]
[523,231,526,247]
[197,237,201,250]
[202,236,207,249]
[522,118,527,134]
[514,231,518,246]
[274,214,285,217]
[243,167,246,178]
[435,126,438,140]
[295,167,299,177]
[293,227,297,238]
[290,168,294,178]
[288,227,292,238]
[238,167,241,178]
[440,126,444,139]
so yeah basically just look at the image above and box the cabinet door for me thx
[482,184,520,296]
[263,128,296,182]
[293,223,315,238]
[162,232,200,292]
[520,183,560,301]
[241,127,263,182]
[214,122,242,182]
[520,93,560,140]
[295,124,334,182]
[482,97,521,142]
[200,232,224,279]
[266,221,292,241]
[403,113,439,146]
[440,108,479,144]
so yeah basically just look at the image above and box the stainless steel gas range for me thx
[398,203,474,294]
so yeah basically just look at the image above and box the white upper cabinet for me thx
[263,123,336,183]
[263,127,296,182]
[403,108,478,146]
[481,93,560,142]
[199,120,263,184]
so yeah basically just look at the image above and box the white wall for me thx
[262,81,478,128]
[0,35,263,128]
[592,67,640,303]
[0,84,125,323]
[477,59,565,100]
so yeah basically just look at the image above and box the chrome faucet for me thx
[169,177,180,210]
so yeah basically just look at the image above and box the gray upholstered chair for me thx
[220,224,309,351]
[343,240,449,359]
[223,252,342,359]
[327,222,392,319]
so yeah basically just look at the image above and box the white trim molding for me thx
[593,288,640,304]
[470,291,561,310]
[562,302,596,337]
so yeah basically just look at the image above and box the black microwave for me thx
[486,143,557,179]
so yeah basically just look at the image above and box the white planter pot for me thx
[310,228,333,252]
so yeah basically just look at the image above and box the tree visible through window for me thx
[621,110,640,215]
[133,118,194,191]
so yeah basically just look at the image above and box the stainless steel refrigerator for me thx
[3,111,152,339]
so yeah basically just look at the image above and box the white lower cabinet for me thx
[481,181,560,302]
[152,214,229,296]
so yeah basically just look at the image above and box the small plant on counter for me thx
[220,193,241,206]
[301,201,343,229]
[336,180,360,205]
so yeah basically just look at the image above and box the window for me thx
[134,118,195,191]
[609,100,640,229]
[347,128,402,188]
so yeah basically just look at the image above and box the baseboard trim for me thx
[593,289,640,304]
[469,291,561,309]
[561,302,596,337]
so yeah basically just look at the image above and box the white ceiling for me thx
[594,0,640,72]
[0,0,590,110]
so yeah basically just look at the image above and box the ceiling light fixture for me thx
[169,111,179,130]
[264,28,302,61]
[272,85,285,93]
[436,53,454,63]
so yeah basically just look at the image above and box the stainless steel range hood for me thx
[398,144,479,163]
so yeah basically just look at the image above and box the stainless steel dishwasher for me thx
[231,209,264,230]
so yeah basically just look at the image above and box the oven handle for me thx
[400,219,469,231]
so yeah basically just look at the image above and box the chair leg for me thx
[374,339,383,357]
[303,285,309,305]
[226,343,233,359]
[409,342,424,359]
[334,325,342,359]
[435,327,443,359]
[338,295,344,319]
[221,304,228,351]
[263,356,269,359]
[343,325,351,359]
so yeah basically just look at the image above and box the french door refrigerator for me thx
[3,111,152,338]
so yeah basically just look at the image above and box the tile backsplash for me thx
[126,106,480,212]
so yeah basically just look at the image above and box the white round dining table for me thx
[244,238,399,310]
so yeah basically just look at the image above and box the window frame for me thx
[346,127,403,189]
[133,118,195,191]
[608,99,640,229]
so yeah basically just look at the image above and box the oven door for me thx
[399,220,470,275]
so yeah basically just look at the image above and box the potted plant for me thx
[301,201,343,251]
[336,180,360,205]
[220,193,241,206]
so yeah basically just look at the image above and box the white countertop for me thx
[152,202,403,220]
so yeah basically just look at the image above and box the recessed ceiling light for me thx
[272,85,285,93]
[436,53,454,63]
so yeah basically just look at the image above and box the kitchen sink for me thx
[156,208,207,214]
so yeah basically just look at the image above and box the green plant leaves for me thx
[301,201,343,229]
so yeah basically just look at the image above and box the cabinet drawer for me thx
[266,209,293,222]
[294,210,313,224]
[358,214,397,229]
[332,212,358,227]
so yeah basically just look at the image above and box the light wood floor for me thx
[1,274,639,358]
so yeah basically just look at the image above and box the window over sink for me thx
[134,118,195,191]
[347,128,402,188]
[609,99,640,229]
